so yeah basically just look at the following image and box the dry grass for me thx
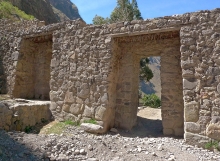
[0,94,10,101]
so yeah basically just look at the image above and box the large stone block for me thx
[184,101,199,122]
[64,91,75,103]
[185,122,200,133]
[77,83,90,99]
[185,132,209,147]
[80,123,104,134]
[206,123,220,140]
[95,106,106,121]
[83,105,94,118]
[69,104,83,115]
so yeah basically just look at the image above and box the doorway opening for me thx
[13,35,52,100]
[113,31,184,137]
[138,56,162,137]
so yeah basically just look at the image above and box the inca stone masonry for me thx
[1,8,220,147]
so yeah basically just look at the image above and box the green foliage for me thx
[24,125,33,133]
[141,94,161,108]
[0,1,34,21]
[132,0,142,20]
[93,15,110,25]
[84,119,97,124]
[92,0,143,25]
[64,119,80,126]
[205,141,219,150]
[140,58,153,82]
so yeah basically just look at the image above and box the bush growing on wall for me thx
[141,94,161,108]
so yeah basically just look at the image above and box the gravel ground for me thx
[0,108,220,161]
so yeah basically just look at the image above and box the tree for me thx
[93,15,109,25]
[92,0,143,25]
[132,0,143,20]
[110,0,133,22]
[140,58,153,82]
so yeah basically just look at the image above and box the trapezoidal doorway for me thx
[113,31,184,136]
[13,35,52,100]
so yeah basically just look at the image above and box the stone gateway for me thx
[1,8,220,147]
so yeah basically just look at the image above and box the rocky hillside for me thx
[7,0,58,24]
[4,0,81,24]
[0,1,34,21]
[49,0,81,22]
[140,57,161,97]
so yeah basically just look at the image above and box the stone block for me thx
[64,91,75,103]
[184,101,199,122]
[185,132,209,147]
[83,105,94,118]
[77,83,90,99]
[206,123,220,140]
[183,79,197,90]
[69,104,83,115]
[95,106,106,121]
[80,123,104,134]
[185,122,200,133]
[62,104,70,113]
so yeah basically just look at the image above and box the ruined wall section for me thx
[49,13,192,132]
[0,19,71,96]
[180,9,220,146]
[50,22,116,132]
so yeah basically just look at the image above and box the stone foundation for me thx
[0,99,51,131]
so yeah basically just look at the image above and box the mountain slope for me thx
[140,57,161,98]
[7,0,58,24]
[3,0,82,24]
[49,0,81,21]
[0,1,34,21]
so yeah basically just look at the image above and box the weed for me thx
[84,119,97,124]
[24,125,33,133]
[43,120,80,135]
[64,119,80,126]
[205,140,219,150]
[41,118,47,123]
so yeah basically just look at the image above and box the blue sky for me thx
[72,0,220,24]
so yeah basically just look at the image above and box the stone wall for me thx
[1,9,220,147]
[180,10,220,146]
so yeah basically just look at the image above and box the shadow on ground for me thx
[115,116,163,138]
[0,130,42,161]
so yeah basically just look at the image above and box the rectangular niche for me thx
[13,35,52,100]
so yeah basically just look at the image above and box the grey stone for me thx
[183,79,197,90]
[80,123,103,134]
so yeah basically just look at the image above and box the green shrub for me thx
[205,141,219,150]
[141,94,161,108]
[84,119,97,124]
[24,125,33,133]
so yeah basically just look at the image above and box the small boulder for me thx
[80,123,103,134]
